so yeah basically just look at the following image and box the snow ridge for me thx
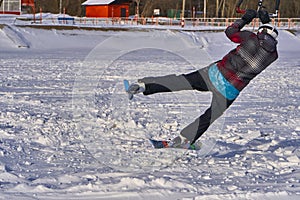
[2,25,30,48]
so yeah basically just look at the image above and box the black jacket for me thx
[217,19,278,91]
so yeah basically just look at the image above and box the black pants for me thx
[139,66,236,144]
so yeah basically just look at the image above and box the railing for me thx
[14,16,300,29]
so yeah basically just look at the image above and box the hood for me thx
[258,32,278,52]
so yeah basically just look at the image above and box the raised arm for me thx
[225,9,257,43]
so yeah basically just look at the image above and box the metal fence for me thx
[15,16,300,30]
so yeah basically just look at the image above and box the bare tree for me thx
[64,0,84,16]
[35,0,59,13]
[141,0,154,17]
[133,0,141,16]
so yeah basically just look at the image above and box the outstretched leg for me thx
[135,66,236,144]
[139,70,209,95]
[180,92,235,144]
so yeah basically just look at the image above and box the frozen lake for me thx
[0,22,299,199]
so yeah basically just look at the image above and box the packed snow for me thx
[0,16,299,199]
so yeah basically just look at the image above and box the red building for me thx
[82,0,129,18]
[21,0,34,7]
[0,0,34,14]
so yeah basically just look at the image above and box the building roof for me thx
[82,0,115,6]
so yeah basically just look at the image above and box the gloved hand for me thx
[241,9,257,24]
[236,6,246,14]
[258,9,271,24]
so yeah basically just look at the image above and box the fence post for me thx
[278,11,281,27]
[253,18,258,28]
[181,18,185,27]
[40,7,42,24]
[271,18,275,26]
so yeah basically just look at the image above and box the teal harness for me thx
[208,64,240,100]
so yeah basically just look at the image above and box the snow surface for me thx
[82,0,115,6]
[0,19,299,199]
